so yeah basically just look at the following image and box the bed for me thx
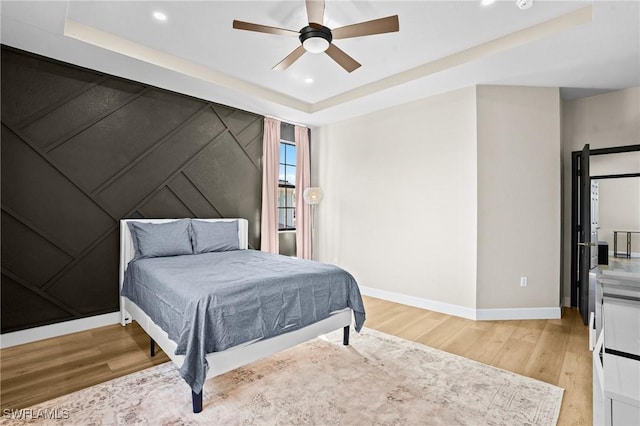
[119,218,365,413]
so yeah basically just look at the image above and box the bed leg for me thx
[343,325,350,346]
[192,390,203,413]
[150,338,156,357]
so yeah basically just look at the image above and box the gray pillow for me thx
[128,219,193,260]
[191,220,239,253]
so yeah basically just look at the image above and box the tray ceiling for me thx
[1,1,638,126]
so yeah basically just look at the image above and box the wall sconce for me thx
[303,187,324,205]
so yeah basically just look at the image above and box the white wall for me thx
[311,84,565,318]
[311,87,479,310]
[561,87,640,302]
[476,86,562,309]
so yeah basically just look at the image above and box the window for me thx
[278,141,296,230]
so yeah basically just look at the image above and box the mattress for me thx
[121,249,366,393]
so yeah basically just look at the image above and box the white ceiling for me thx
[1,1,638,127]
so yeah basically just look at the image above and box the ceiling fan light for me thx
[517,0,533,9]
[303,37,330,53]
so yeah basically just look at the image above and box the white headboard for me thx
[119,218,248,324]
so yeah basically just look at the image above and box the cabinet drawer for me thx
[612,399,640,426]
[604,353,640,407]
[603,296,640,357]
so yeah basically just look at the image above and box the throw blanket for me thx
[121,250,366,394]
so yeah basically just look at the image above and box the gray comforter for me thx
[121,249,366,394]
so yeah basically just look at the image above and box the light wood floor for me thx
[1,296,591,424]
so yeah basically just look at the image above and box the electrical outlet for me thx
[520,277,528,287]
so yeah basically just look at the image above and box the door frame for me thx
[570,144,640,309]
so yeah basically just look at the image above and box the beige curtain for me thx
[295,126,311,259]
[260,117,280,253]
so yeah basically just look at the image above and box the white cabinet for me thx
[603,353,640,425]
[602,296,640,357]
[593,273,640,426]
[611,399,640,425]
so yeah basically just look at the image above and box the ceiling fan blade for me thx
[306,0,325,25]
[325,44,361,73]
[233,20,299,37]
[332,15,399,39]
[273,45,307,71]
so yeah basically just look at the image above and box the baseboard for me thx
[0,312,120,349]
[359,286,561,321]
[359,285,477,320]
[475,306,561,320]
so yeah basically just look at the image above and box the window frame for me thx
[278,140,296,231]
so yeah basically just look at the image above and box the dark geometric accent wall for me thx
[1,46,264,333]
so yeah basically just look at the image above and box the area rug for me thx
[3,328,563,425]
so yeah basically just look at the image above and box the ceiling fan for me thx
[232,0,399,73]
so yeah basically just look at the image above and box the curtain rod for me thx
[264,115,309,129]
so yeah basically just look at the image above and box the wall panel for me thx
[0,46,264,333]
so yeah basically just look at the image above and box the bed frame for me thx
[119,218,352,413]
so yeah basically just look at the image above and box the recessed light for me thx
[153,11,168,22]
[304,77,314,84]
[481,0,496,6]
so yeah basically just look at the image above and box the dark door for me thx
[578,144,591,325]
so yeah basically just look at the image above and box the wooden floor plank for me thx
[362,301,408,329]
[0,364,114,410]
[439,322,489,357]
[107,348,169,373]
[0,348,102,381]
[415,315,469,348]
[0,296,591,425]
[462,323,516,365]
[556,351,593,425]
[510,319,546,344]
[392,311,441,341]
[0,331,94,359]
[490,336,535,376]
[523,322,572,384]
